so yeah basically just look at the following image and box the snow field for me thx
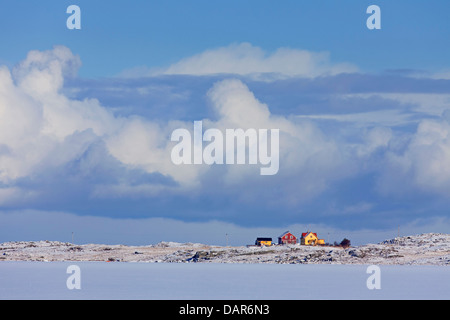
[0,262,448,300]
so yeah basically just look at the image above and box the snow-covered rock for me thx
[1,233,449,265]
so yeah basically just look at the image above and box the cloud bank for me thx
[0,46,347,202]
[1,45,450,244]
[2,209,449,246]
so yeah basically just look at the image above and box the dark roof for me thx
[256,237,272,241]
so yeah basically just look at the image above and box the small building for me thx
[255,237,272,246]
[300,232,325,246]
[278,231,297,245]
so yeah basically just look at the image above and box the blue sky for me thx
[1,1,450,76]
[1,1,450,246]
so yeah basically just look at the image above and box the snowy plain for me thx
[0,262,449,300]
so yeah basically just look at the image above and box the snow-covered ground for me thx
[1,233,449,265]
[0,262,448,300]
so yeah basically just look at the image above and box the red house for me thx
[278,231,297,245]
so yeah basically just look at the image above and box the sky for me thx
[1,1,450,246]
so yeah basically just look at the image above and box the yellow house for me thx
[300,232,325,246]
[255,237,272,246]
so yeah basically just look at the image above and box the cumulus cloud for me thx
[0,46,192,197]
[410,119,450,192]
[3,45,450,231]
[203,79,348,200]
[378,117,450,196]
[105,76,348,201]
[0,46,120,187]
[121,43,358,80]
[0,45,356,212]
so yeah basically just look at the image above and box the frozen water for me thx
[0,262,448,300]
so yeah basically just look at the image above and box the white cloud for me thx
[121,43,358,80]
[13,46,81,96]
[104,117,207,188]
[0,47,198,194]
[355,127,393,158]
[0,46,121,185]
[5,45,450,215]
[204,79,346,194]
[0,187,37,206]
[375,117,450,196]
[0,45,355,204]
[296,92,450,198]
[403,119,450,193]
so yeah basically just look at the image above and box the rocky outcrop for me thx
[1,233,449,265]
